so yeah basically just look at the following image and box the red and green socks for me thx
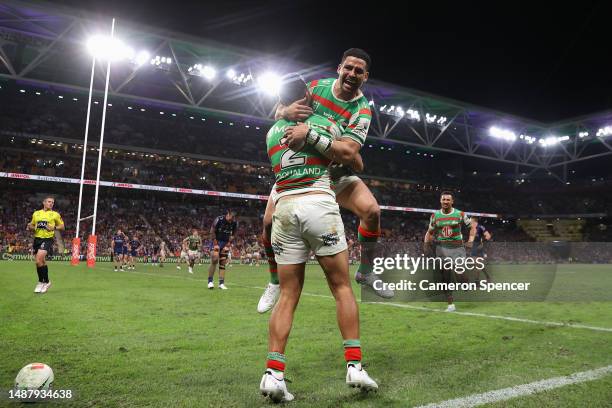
[266,352,286,376]
[263,237,279,285]
[357,225,380,276]
[344,339,362,366]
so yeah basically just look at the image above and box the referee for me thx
[27,196,64,294]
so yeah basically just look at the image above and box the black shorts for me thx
[33,238,54,256]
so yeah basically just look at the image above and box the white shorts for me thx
[271,194,347,265]
[333,175,361,196]
[188,250,200,258]
[180,251,189,260]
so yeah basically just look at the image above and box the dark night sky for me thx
[55,0,612,122]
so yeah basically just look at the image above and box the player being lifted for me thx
[259,77,378,402]
[183,229,202,274]
[424,191,471,312]
[128,234,140,270]
[112,229,127,272]
[27,196,64,294]
[207,209,237,290]
[257,48,393,314]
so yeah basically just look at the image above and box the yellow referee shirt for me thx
[30,209,64,239]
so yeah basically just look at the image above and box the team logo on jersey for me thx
[320,232,340,247]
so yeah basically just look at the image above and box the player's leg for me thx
[32,239,45,293]
[306,195,378,391]
[218,245,229,289]
[261,198,307,403]
[335,178,392,299]
[261,262,302,402]
[208,246,219,289]
[257,195,281,313]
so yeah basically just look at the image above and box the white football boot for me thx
[34,282,44,293]
[40,282,52,294]
[188,267,193,274]
[257,283,280,313]
[260,370,294,403]
[445,304,456,312]
[355,272,394,299]
[207,281,214,289]
[219,283,228,290]
[346,363,378,391]
[177,265,181,270]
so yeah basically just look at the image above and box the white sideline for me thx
[414,364,612,408]
[113,269,612,333]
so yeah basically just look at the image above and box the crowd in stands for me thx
[3,137,612,217]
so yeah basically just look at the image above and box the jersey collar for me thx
[331,79,363,103]
[441,207,454,215]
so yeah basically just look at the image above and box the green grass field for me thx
[1,261,611,407]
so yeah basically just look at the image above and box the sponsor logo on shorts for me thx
[320,232,340,247]
[271,242,284,256]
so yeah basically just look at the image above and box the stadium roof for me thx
[1,0,611,184]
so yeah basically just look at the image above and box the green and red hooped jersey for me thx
[266,114,342,201]
[307,78,372,146]
[428,208,471,243]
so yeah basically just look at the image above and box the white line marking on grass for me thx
[373,302,612,333]
[106,271,612,333]
[414,364,612,408]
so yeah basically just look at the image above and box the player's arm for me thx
[53,214,65,231]
[26,214,35,230]
[423,216,436,255]
[284,123,362,166]
[275,97,312,121]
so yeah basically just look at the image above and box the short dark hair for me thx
[440,191,453,198]
[341,48,371,71]
[278,76,308,106]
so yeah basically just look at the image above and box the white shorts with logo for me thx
[271,194,347,265]
[180,251,189,260]
[187,250,200,258]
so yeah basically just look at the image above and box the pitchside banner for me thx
[361,242,612,302]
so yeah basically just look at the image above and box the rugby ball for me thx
[15,363,54,390]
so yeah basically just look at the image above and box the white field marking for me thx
[372,302,612,333]
[106,270,612,333]
[414,364,612,408]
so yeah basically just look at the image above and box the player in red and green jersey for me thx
[424,191,472,312]
[259,77,378,403]
[257,48,392,316]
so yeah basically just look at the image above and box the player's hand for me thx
[351,152,364,173]
[46,224,55,231]
[284,122,309,151]
[283,97,312,121]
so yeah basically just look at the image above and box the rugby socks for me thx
[219,279,224,286]
[343,339,362,365]
[357,225,380,275]
[36,266,43,282]
[40,265,49,283]
[208,277,213,284]
[266,352,286,374]
[262,237,279,285]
